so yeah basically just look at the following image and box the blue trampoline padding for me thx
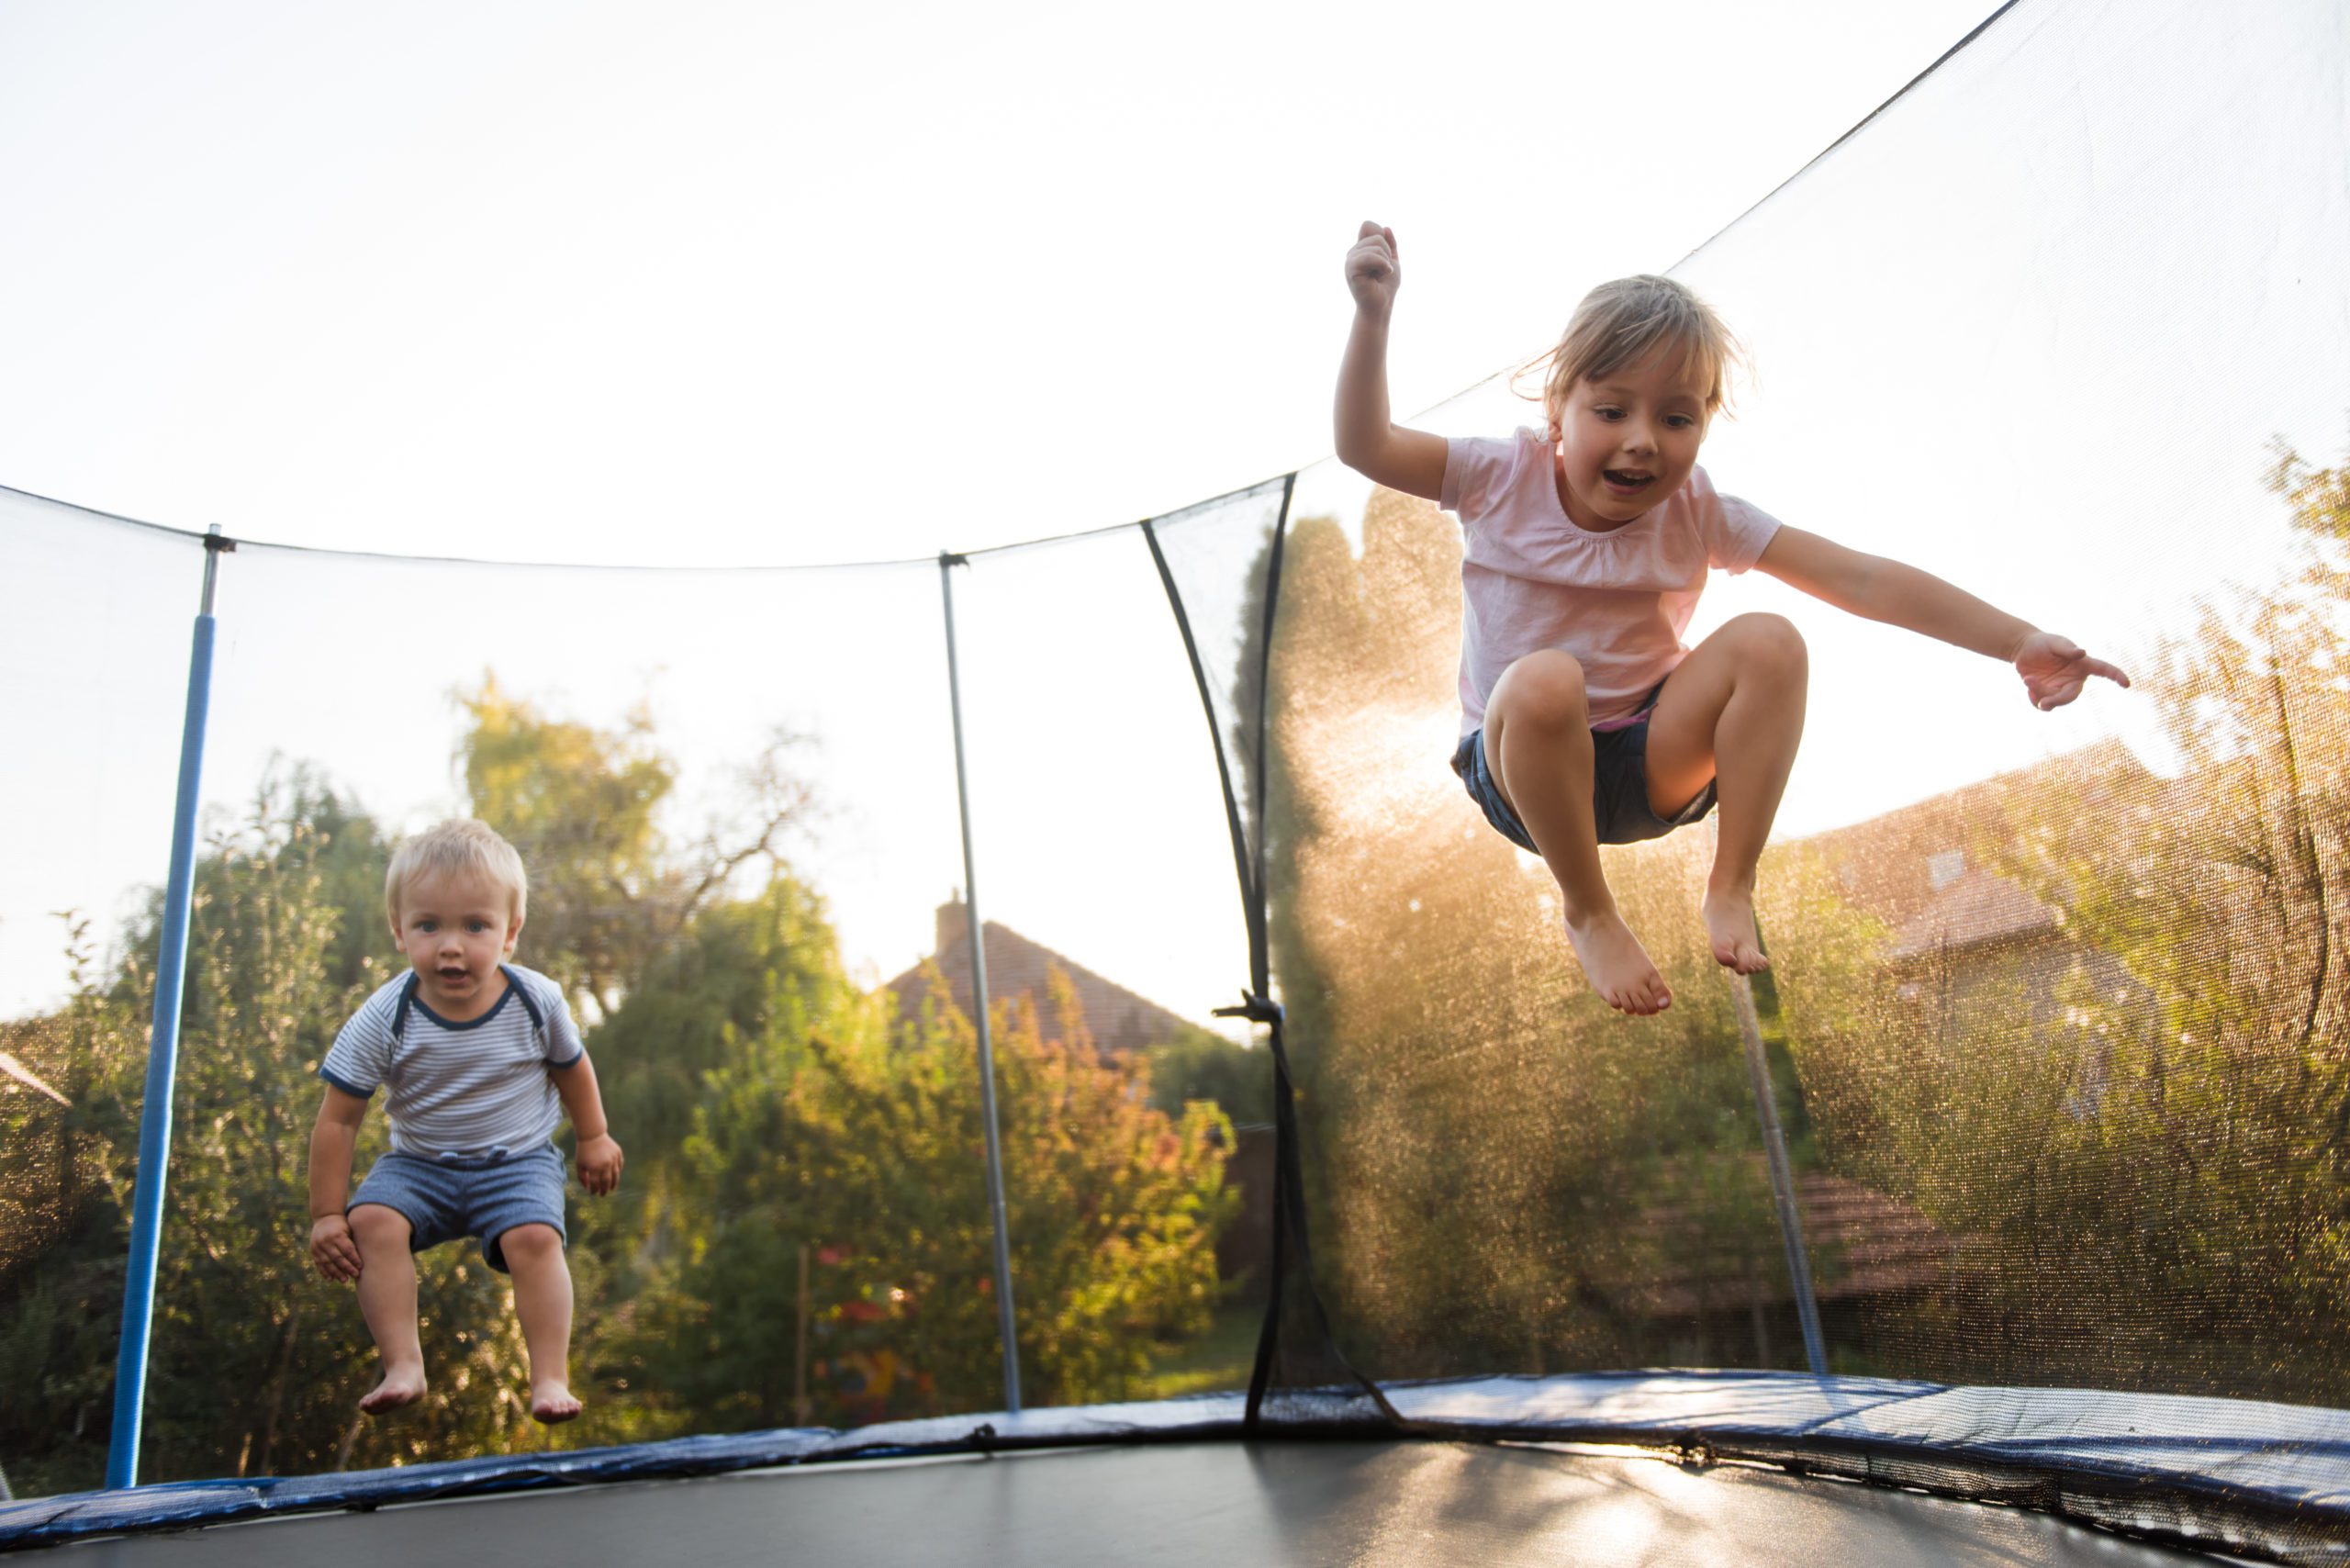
[1389,1373,2350,1510]
[5,1372,2344,1551]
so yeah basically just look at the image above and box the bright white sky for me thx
[17,0,2337,1034]
[0,1,1994,565]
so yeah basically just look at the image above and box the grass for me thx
[1136,1301,1264,1400]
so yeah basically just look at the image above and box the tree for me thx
[0,928,142,1495]
[602,909,1238,1429]
[1145,1027,1273,1127]
[457,678,677,1015]
[456,678,813,1020]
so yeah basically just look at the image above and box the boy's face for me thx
[391,869,522,1019]
[1552,345,1712,531]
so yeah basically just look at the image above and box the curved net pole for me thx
[1143,480,1402,1431]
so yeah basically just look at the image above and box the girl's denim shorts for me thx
[1450,706,1717,852]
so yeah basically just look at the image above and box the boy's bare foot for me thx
[360,1363,426,1415]
[531,1380,583,1424]
[1703,889,1770,975]
[1564,909,1673,1014]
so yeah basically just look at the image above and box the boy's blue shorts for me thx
[347,1144,567,1274]
[1451,706,1717,852]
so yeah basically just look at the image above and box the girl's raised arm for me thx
[1335,221,1448,501]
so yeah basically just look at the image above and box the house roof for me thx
[1595,1166,1953,1318]
[1886,867,2063,959]
[1784,738,2169,955]
[879,900,1198,1058]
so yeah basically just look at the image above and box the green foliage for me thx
[459,678,677,1014]
[555,873,865,1440]
[610,946,1236,1428]
[0,981,138,1497]
[1145,1026,1273,1126]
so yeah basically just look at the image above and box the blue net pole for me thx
[105,527,230,1489]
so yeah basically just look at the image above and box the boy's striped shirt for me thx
[320,964,583,1159]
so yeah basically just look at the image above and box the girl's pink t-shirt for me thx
[1442,428,1783,737]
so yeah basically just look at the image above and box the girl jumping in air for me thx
[1335,221,2128,1015]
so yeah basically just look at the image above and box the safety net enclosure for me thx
[6,0,2350,1562]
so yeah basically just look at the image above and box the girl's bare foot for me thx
[1702,888,1769,974]
[1564,908,1673,1014]
[531,1380,583,1424]
[360,1362,426,1415]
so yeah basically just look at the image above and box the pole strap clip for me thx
[1213,991,1282,1026]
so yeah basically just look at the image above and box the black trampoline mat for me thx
[30,1440,2236,1566]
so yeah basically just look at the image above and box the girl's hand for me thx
[2014,632,2130,710]
[1345,221,1400,318]
[310,1214,363,1282]
[576,1133,624,1196]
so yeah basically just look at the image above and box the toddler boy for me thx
[308,819,622,1423]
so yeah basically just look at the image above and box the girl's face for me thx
[1551,344,1713,531]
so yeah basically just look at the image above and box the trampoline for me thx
[0,1439,2267,1567]
[6,1376,2346,1559]
[6,0,2350,1562]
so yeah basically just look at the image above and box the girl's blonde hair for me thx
[1524,274,1743,438]
[384,818,529,930]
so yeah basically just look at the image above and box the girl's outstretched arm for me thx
[1755,526,2130,710]
[1335,221,1448,500]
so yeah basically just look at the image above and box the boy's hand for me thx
[1345,221,1400,319]
[576,1133,624,1196]
[2014,632,2131,710]
[310,1214,363,1282]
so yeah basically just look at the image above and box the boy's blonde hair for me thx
[384,819,529,930]
[1529,274,1743,438]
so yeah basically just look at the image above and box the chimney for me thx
[935,892,969,958]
